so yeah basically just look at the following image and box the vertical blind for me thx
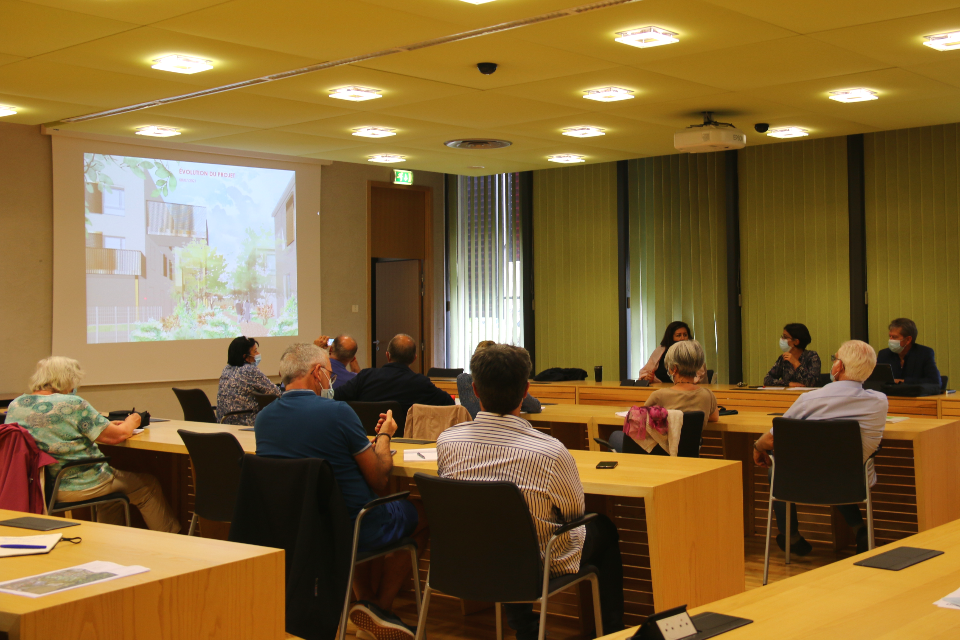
[865,124,960,379]
[533,164,619,380]
[628,154,728,382]
[448,173,524,370]
[739,137,850,385]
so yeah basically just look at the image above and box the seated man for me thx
[876,317,941,387]
[335,334,454,414]
[754,340,887,555]
[315,333,361,389]
[255,343,426,640]
[437,344,624,639]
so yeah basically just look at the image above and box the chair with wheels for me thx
[426,368,463,378]
[46,457,130,526]
[412,473,602,640]
[178,430,245,536]
[762,418,877,585]
[346,401,405,437]
[172,387,254,424]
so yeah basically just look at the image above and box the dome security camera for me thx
[754,123,770,133]
[477,62,498,75]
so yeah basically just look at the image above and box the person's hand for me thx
[639,371,655,382]
[314,335,332,351]
[782,351,798,369]
[375,410,398,437]
[753,445,771,467]
[894,379,904,384]
[124,413,141,429]
[348,357,361,374]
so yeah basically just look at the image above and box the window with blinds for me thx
[449,173,524,370]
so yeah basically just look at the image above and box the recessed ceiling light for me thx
[562,126,605,138]
[548,154,586,164]
[923,31,960,51]
[583,87,634,102]
[767,127,809,139]
[0,105,17,117]
[615,26,679,48]
[135,125,181,138]
[353,127,396,138]
[368,154,405,163]
[468,165,485,169]
[151,54,213,74]
[330,86,383,102]
[828,88,878,103]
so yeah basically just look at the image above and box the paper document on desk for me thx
[788,387,817,391]
[403,448,438,462]
[0,534,62,558]
[759,387,786,390]
[0,561,148,598]
[934,586,960,610]
[886,416,909,423]
[615,411,628,418]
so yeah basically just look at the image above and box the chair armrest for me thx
[541,513,599,599]
[867,442,883,461]
[592,438,610,450]
[219,409,256,423]
[57,456,111,472]
[552,513,597,539]
[361,491,412,514]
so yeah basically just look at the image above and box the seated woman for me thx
[457,340,542,419]
[764,323,821,387]
[643,340,720,429]
[6,357,180,533]
[217,336,282,425]
[638,321,708,383]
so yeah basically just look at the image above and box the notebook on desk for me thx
[854,546,943,571]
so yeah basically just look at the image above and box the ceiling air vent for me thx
[444,139,512,149]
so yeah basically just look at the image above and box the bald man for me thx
[315,334,360,389]
[334,334,454,420]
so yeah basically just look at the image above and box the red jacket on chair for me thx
[0,423,57,514]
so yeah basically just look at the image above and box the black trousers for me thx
[768,468,864,535]
[504,514,624,639]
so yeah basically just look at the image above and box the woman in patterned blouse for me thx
[764,323,822,387]
[216,336,281,425]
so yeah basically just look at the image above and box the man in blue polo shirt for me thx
[876,317,941,387]
[256,343,425,640]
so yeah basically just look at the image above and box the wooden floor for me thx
[341,536,860,640]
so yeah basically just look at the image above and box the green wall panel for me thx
[628,154,728,382]
[865,125,960,379]
[533,163,619,381]
[739,137,850,385]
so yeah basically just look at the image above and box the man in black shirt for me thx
[334,334,454,414]
[876,317,941,387]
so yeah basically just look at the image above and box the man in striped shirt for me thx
[437,344,624,639]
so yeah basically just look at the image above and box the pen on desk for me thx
[417,452,426,459]
[0,544,47,549]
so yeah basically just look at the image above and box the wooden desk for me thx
[0,510,284,640]
[108,420,745,628]
[430,379,580,404]
[599,516,960,639]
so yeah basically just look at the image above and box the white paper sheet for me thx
[615,411,628,418]
[886,416,909,423]
[0,534,62,558]
[934,586,960,610]
[403,448,438,462]
[0,561,148,598]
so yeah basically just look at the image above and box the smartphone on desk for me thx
[596,461,618,470]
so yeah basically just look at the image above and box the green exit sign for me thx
[393,169,414,185]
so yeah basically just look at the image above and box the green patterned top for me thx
[5,393,113,492]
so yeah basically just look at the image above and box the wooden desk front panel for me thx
[529,384,578,405]
[432,379,458,398]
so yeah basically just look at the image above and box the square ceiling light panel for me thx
[151,54,213,74]
[615,27,679,48]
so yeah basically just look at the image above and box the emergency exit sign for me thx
[393,169,413,185]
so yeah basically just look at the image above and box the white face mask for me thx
[779,338,791,353]
[830,360,842,382]
[888,339,904,354]
[321,388,336,400]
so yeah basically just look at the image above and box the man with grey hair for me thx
[754,339,887,555]
[255,343,426,639]
[877,317,941,386]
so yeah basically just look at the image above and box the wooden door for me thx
[373,260,423,371]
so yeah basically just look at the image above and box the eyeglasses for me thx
[830,355,842,364]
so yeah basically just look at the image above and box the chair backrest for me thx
[621,411,705,458]
[346,401,405,436]
[252,392,278,411]
[172,388,217,423]
[405,404,472,440]
[817,373,832,388]
[414,473,544,602]
[771,418,867,505]
[705,369,715,384]
[942,375,950,392]
[427,368,464,378]
[178,430,245,522]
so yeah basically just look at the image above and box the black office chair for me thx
[346,401,406,437]
[705,369,715,384]
[763,418,877,585]
[412,473,602,640]
[427,367,463,378]
[178,430,245,536]
[599,411,705,458]
[817,373,832,387]
[251,392,279,411]
[46,457,130,526]
[941,376,950,392]
[172,387,254,424]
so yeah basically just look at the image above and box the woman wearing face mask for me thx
[217,336,281,425]
[638,321,708,383]
[643,340,720,430]
[763,323,821,387]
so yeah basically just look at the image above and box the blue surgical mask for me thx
[253,354,262,366]
[321,388,335,400]
[779,338,790,353]
[888,339,904,354]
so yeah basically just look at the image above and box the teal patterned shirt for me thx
[5,393,113,491]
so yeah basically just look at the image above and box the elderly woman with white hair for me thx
[5,357,180,533]
[753,340,887,555]
[643,340,720,426]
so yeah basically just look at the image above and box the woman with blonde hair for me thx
[5,357,180,533]
[643,340,720,427]
[456,341,542,419]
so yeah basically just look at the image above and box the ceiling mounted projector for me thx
[674,112,746,153]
